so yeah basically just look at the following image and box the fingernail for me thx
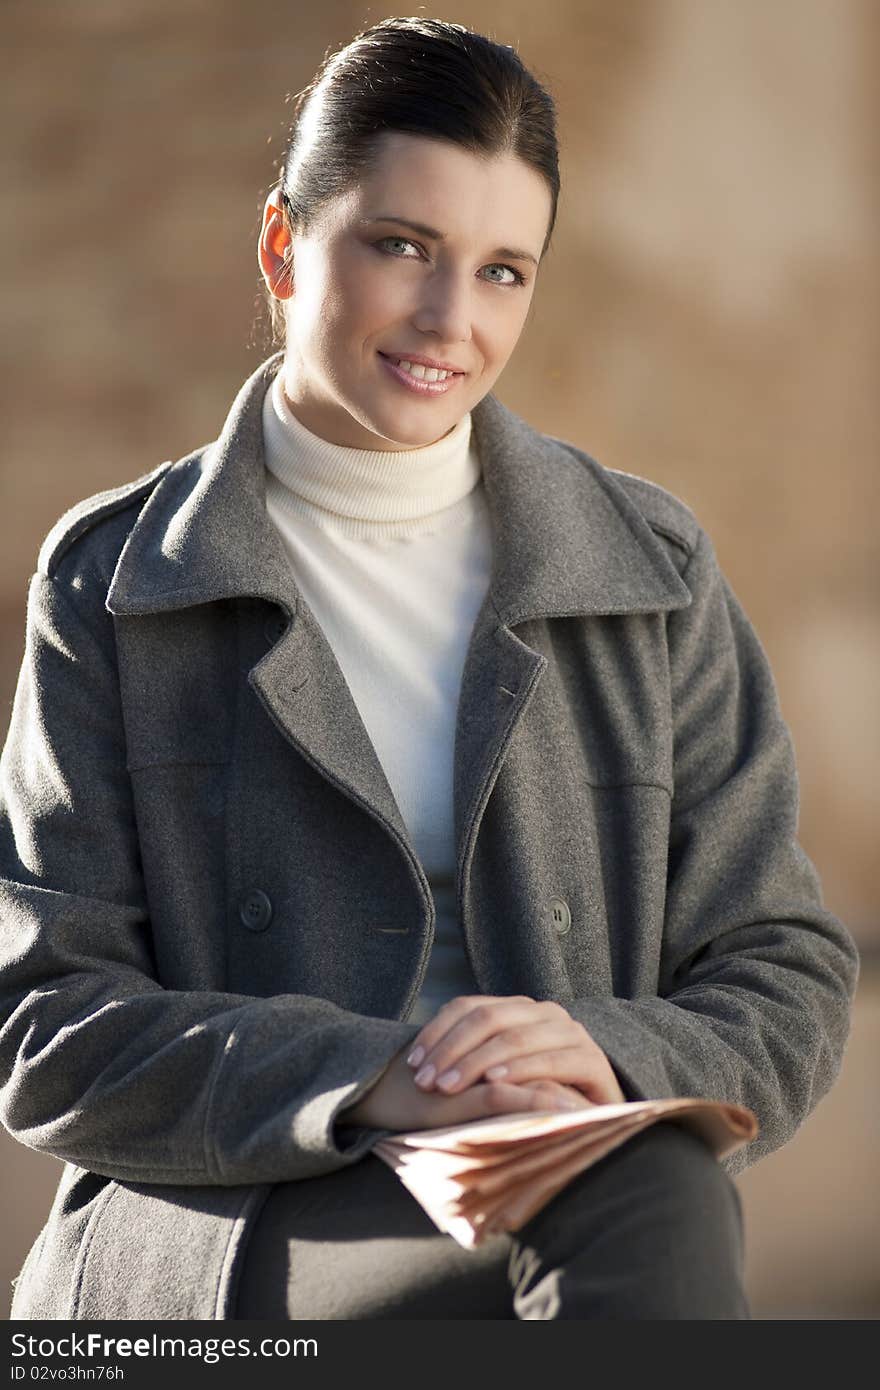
[556,1099,581,1111]
[484,1064,508,1080]
[436,1068,460,1090]
[407,1046,425,1068]
[414,1064,436,1087]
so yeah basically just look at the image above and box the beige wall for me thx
[2,0,877,1318]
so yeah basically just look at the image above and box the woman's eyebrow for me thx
[359,214,538,266]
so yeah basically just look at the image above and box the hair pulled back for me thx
[262,15,560,346]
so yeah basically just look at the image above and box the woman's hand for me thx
[404,995,627,1107]
[337,1040,593,1133]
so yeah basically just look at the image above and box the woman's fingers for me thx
[520,1079,596,1111]
[409,996,572,1088]
[407,995,627,1108]
[476,1043,596,1089]
[477,1079,581,1117]
[409,1000,588,1091]
[405,995,535,1071]
[475,1037,622,1106]
[342,1041,599,1134]
[469,1079,594,1124]
[445,1031,588,1092]
[408,1078,581,1130]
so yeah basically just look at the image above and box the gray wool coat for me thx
[0,351,859,1320]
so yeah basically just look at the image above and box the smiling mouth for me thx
[378,352,465,379]
[377,352,467,397]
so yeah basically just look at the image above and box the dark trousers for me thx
[233,1120,750,1320]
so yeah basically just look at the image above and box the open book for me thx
[372,1097,758,1249]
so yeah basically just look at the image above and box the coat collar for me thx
[106,350,690,625]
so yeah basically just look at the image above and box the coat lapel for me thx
[106,353,412,842]
[454,387,692,883]
[106,352,691,867]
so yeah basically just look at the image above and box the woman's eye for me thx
[374,237,525,287]
[483,264,526,287]
[376,236,421,258]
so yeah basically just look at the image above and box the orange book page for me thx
[372,1098,758,1250]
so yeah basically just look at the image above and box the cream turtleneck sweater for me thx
[262,369,490,1024]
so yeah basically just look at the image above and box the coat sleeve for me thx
[564,524,860,1175]
[0,564,421,1187]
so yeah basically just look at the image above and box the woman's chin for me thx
[358,408,457,451]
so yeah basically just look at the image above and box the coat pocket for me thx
[10,1221,48,1319]
[70,1179,271,1320]
[10,1166,113,1320]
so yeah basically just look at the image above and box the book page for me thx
[372,1097,758,1249]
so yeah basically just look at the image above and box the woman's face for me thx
[258,131,552,450]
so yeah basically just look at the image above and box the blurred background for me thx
[1,0,877,1319]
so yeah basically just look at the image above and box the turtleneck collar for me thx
[262,366,481,540]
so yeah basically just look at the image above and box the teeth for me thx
[398,359,452,382]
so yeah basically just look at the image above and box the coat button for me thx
[544,896,571,935]
[264,612,289,645]
[239,889,273,932]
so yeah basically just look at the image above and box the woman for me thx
[0,17,859,1321]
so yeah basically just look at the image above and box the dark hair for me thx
[259,15,560,347]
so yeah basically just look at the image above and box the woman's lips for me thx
[378,352,464,396]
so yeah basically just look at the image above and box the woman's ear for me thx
[257,188,294,299]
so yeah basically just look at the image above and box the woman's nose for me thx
[411,268,473,345]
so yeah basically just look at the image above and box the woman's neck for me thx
[261,367,481,538]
